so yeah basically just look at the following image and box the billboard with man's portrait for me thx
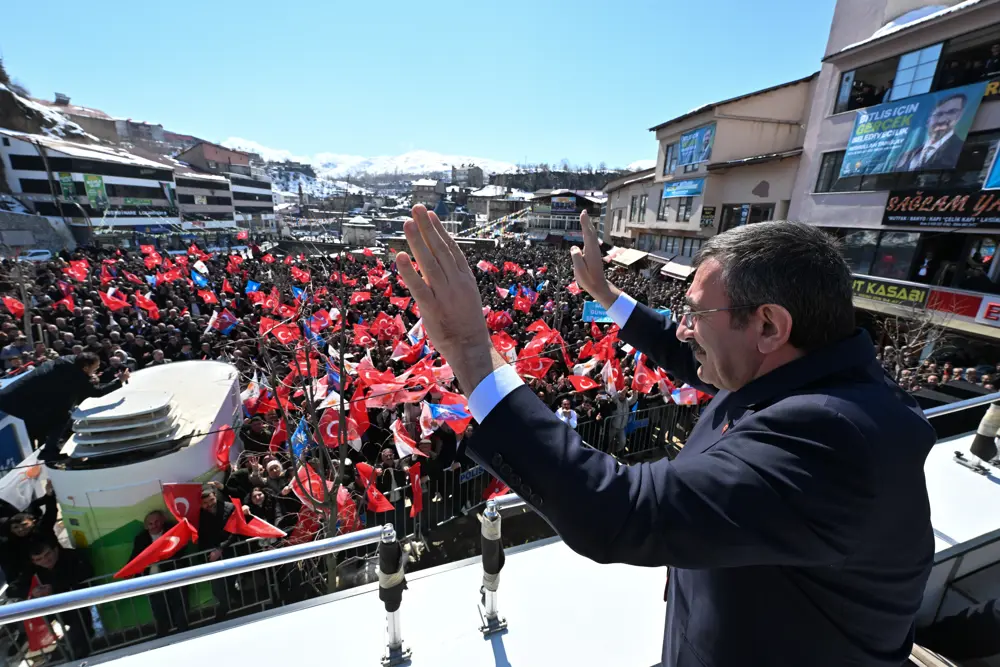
[678,123,715,167]
[839,81,987,178]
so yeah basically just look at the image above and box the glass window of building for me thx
[936,25,1000,91]
[657,196,671,221]
[663,144,678,175]
[677,197,694,222]
[629,195,638,222]
[748,204,775,224]
[871,231,921,281]
[637,194,647,223]
[890,43,943,100]
[841,230,881,275]
[833,58,899,114]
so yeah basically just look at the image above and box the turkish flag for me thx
[349,385,371,436]
[215,424,235,469]
[391,419,426,458]
[221,278,234,294]
[319,407,361,448]
[236,230,249,240]
[174,255,189,267]
[291,462,326,505]
[64,263,88,281]
[162,483,202,530]
[513,295,532,313]
[515,355,555,380]
[437,389,473,435]
[566,375,600,392]
[286,508,323,545]
[483,477,511,500]
[198,289,219,305]
[350,291,371,305]
[363,247,374,257]
[271,324,301,345]
[100,291,129,312]
[139,244,155,255]
[491,331,518,361]
[3,296,24,319]
[408,462,423,518]
[122,271,143,285]
[632,357,658,394]
[337,485,362,533]
[224,498,286,538]
[269,418,287,452]
[526,319,551,334]
[100,264,114,286]
[54,295,75,311]
[115,519,195,579]
[389,296,410,310]
[567,281,582,295]
[353,324,374,346]
[261,254,275,264]
[24,575,57,651]
[355,462,395,512]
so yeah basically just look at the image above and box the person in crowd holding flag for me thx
[197,485,241,621]
[394,204,937,667]
[129,511,189,636]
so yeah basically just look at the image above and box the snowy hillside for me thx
[626,159,656,171]
[267,167,369,198]
[223,137,518,178]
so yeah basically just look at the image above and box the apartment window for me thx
[657,196,671,221]
[638,233,654,250]
[677,197,694,222]
[663,236,680,255]
[629,195,638,222]
[663,143,678,175]
[683,164,700,174]
[207,161,217,169]
[841,230,880,274]
[871,231,921,280]
[681,238,703,257]
[890,43,943,100]
[637,194,647,223]
[936,24,1000,90]
[1,138,8,147]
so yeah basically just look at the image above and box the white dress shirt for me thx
[468,292,639,422]
[907,130,954,171]
[556,408,579,428]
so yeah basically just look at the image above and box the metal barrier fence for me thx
[0,403,696,665]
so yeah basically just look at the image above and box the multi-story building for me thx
[610,74,816,279]
[467,185,532,220]
[451,164,485,188]
[790,0,1000,341]
[411,179,445,207]
[176,141,276,232]
[0,129,179,241]
[172,168,236,230]
[522,189,605,246]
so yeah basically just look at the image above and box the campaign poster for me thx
[678,123,716,166]
[839,81,987,178]
[84,174,109,210]
[551,196,576,213]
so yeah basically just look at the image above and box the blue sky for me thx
[2,0,836,168]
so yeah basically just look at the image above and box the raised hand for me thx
[569,211,621,309]
[396,205,506,397]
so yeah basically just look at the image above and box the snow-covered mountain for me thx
[267,167,369,198]
[627,159,656,171]
[223,138,518,179]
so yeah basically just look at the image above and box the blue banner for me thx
[661,179,705,199]
[582,301,670,323]
[839,82,987,178]
[678,123,715,166]
[985,148,1000,191]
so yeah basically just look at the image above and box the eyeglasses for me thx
[679,304,760,327]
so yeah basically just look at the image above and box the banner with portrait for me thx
[839,82,987,178]
[678,123,715,166]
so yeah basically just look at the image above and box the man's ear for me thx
[756,304,793,354]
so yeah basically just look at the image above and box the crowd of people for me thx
[0,232,700,652]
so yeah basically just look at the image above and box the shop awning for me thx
[527,231,549,241]
[661,256,695,280]
[610,248,648,267]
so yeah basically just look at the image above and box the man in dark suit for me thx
[0,351,128,460]
[893,93,968,172]
[396,204,937,667]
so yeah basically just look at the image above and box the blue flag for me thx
[191,270,209,288]
[290,417,310,459]
[245,280,260,294]
[291,286,305,300]
[427,402,471,421]
[326,362,342,392]
[302,322,325,347]
[536,281,548,292]
[145,275,157,287]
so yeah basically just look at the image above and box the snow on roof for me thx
[469,185,507,198]
[0,127,171,172]
[834,1,985,55]
[412,178,439,187]
[31,98,115,121]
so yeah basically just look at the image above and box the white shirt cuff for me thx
[468,364,524,423]
[606,292,637,329]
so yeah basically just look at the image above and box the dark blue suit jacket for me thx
[468,301,936,666]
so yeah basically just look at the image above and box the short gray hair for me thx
[692,222,854,351]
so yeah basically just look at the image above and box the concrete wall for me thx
[705,156,801,222]
[0,211,76,251]
[789,0,1000,230]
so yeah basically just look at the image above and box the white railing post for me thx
[378,524,411,666]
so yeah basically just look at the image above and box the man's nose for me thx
[676,317,694,342]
